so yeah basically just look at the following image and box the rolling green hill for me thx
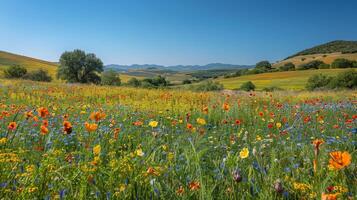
[0,51,58,78]
[286,40,357,59]
[273,52,357,68]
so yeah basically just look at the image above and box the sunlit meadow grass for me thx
[217,68,353,90]
[0,79,356,199]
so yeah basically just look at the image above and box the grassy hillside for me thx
[0,51,58,78]
[286,40,357,59]
[217,68,353,90]
[274,52,357,67]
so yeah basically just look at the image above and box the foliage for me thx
[127,77,141,87]
[239,81,255,91]
[305,74,332,90]
[328,69,357,89]
[331,58,355,68]
[23,69,52,82]
[297,60,324,70]
[255,60,272,71]
[57,49,103,83]
[182,79,192,84]
[140,76,169,88]
[190,80,223,91]
[286,40,357,59]
[262,86,283,92]
[279,62,295,71]
[101,70,121,86]
[190,69,238,80]
[3,65,27,78]
[305,69,357,90]
[318,63,330,69]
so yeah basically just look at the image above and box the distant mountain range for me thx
[105,63,252,72]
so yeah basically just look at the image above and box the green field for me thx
[217,68,354,90]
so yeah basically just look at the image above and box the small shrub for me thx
[329,69,357,89]
[262,86,283,92]
[192,81,223,91]
[305,74,332,91]
[318,63,330,69]
[331,58,354,68]
[4,65,27,78]
[297,60,324,70]
[182,79,192,84]
[101,70,121,86]
[127,78,141,87]
[240,81,255,91]
[279,62,295,71]
[23,69,52,82]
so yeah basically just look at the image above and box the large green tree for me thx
[255,61,272,71]
[57,49,103,83]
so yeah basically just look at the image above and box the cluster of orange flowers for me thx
[312,139,351,172]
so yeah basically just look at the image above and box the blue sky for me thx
[1,0,357,65]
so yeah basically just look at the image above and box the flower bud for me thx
[274,179,284,193]
[232,169,242,183]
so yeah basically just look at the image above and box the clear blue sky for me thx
[1,0,357,66]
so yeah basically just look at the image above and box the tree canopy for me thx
[57,49,103,83]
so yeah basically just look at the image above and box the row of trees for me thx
[224,58,357,79]
[127,76,169,88]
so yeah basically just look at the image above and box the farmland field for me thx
[0,79,356,199]
[217,68,353,90]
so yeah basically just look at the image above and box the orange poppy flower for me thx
[328,151,351,170]
[312,139,324,151]
[321,192,340,200]
[133,121,143,126]
[90,111,106,121]
[37,107,49,118]
[114,128,120,139]
[146,167,160,176]
[63,121,72,134]
[40,125,49,135]
[176,186,185,195]
[222,103,230,111]
[202,106,209,114]
[186,123,193,129]
[8,122,17,130]
[25,111,33,120]
[304,116,311,123]
[42,120,49,127]
[235,119,241,125]
[84,122,98,132]
[188,181,200,191]
[33,116,39,122]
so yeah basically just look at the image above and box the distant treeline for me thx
[222,58,357,79]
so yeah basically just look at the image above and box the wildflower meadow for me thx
[0,80,356,199]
